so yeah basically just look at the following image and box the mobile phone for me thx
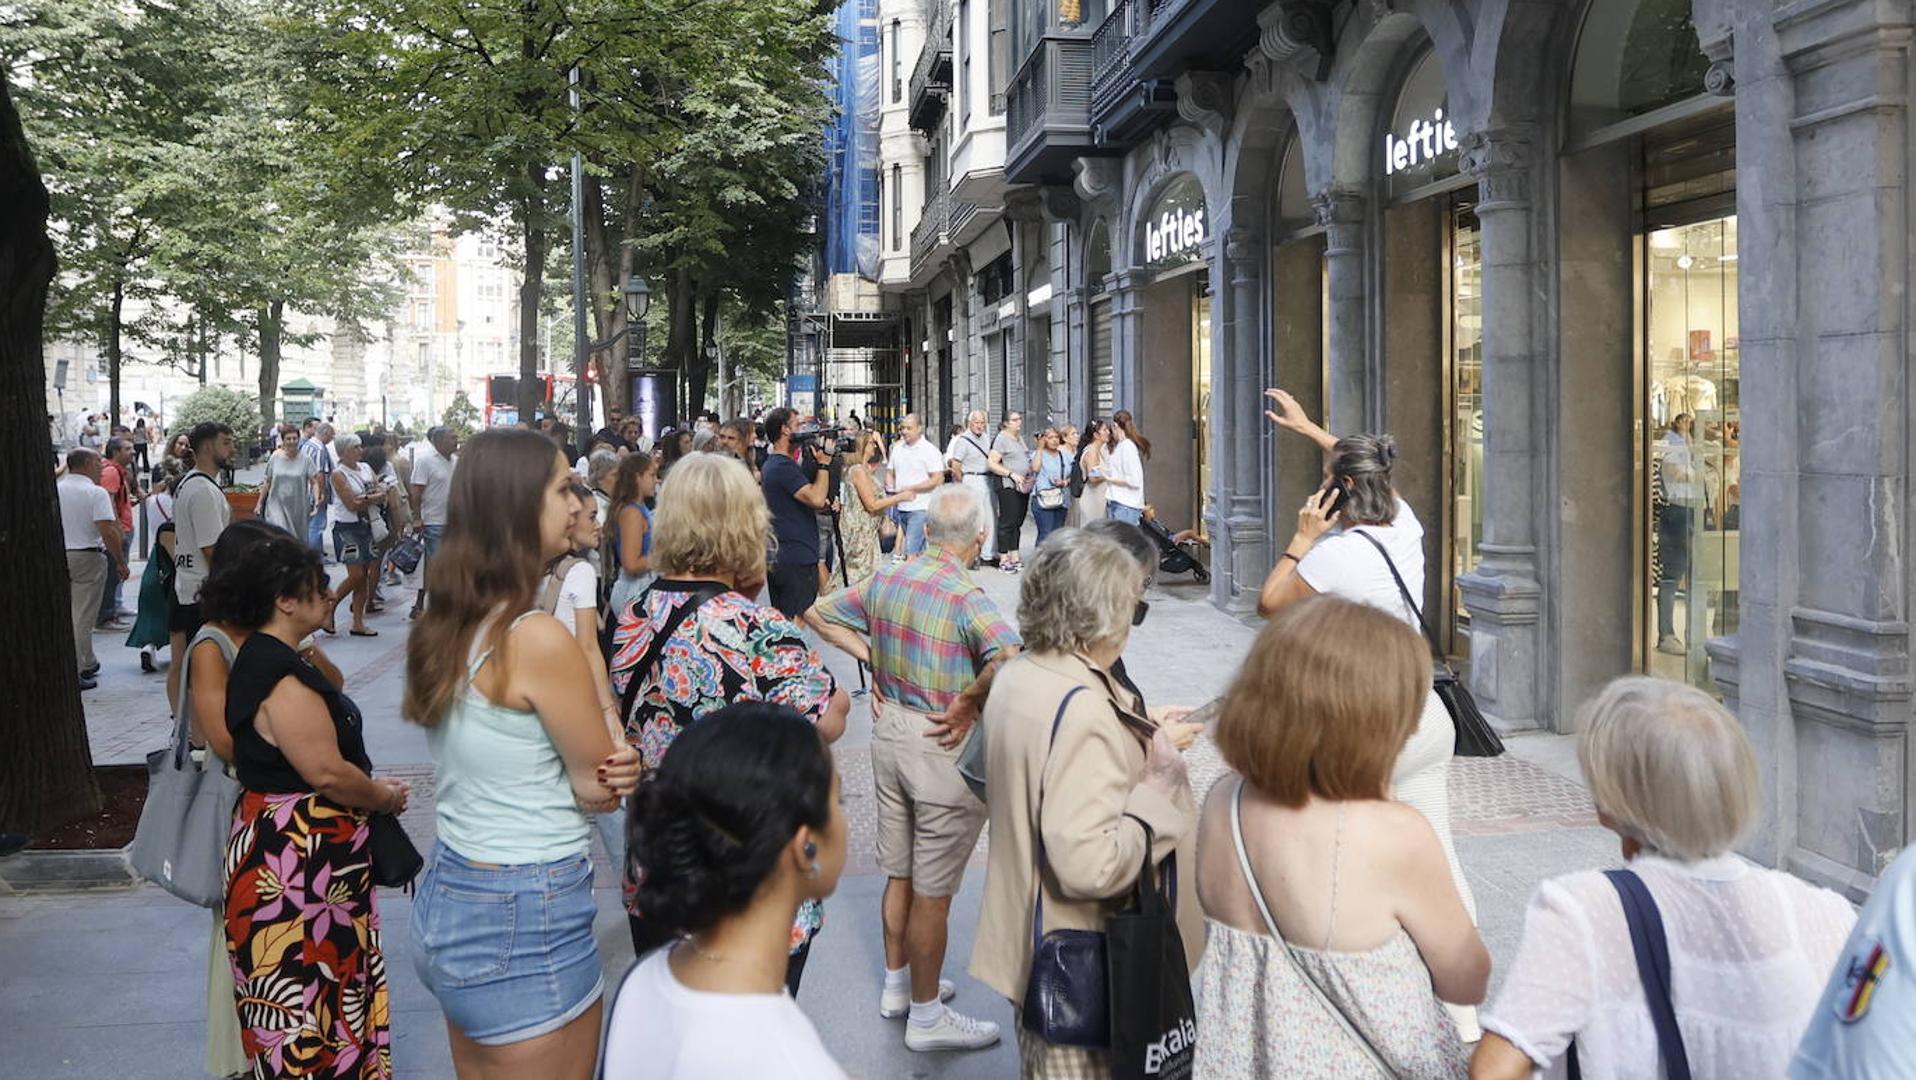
[1321,481,1348,519]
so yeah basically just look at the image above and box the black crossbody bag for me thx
[1349,530,1505,758]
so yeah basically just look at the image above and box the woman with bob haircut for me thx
[403,427,643,1079]
[1472,677,1855,1080]
[1197,596,1488,1078]
[610,451,848,986]
[600,702,851,1079]
[970,527,1199,1076]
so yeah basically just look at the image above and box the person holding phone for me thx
[1254,386,1481,1042]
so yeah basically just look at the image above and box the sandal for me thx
[349,629,379,637]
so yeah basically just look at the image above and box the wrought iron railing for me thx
[908,0,954,117]
[1005,46,1049,149]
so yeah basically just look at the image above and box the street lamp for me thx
[623,274,651,322]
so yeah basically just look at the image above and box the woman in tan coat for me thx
[971,527,1199,1078]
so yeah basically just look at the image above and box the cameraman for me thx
[761,407,835,617]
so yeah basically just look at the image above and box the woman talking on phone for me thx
[1254,386,1481,1042]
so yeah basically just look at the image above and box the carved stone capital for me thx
[1312,188,1364,254]
[1256,0,1335,81]
[1704,59,1735,97]
[1039,185,1082,221]
[1072,156,1122,206]
[1175,71,1235,137]
[1459,128,1532,208]
[1224,224,1261,268]
[1002,186,1045,223]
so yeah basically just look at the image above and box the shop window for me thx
[1569,0,1711,134]
[1275,136,1313,237]
[1449,200,1483,649]
[1645,216,1738,691]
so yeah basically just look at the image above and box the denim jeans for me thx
[1109,503,1143,525]
[1032,504,1067,546]
[898,509,927,555]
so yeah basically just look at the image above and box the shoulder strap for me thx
[1349,528,1445,660]
[615,582,730,726]
[1603,869,1692,1080]
[1231,781,1400,1078]
[964,434,991,461]
[1029,686,1089,958]
[539,556,585,615]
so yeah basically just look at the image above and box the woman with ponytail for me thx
[602,703,849,1079]
[1255,386,1482,1042]
[1105,409,1151,524]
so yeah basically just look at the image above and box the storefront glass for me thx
[1645,215,1738,690]
[1449,200,1483,648]
[1193,282,1213,537]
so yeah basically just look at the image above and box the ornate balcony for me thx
[1004,34,1101,186]
[908,0,954,134]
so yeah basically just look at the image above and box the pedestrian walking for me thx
[257,424,322,542]
[1075,419,1112,524]
[1198,596,1487,1078]
[829,430,907,591]
[603,704,851,1079]
[969,528,1197,1074]
[131,417,150,472]
[406,426,458,619]
[1029,428,1072,546]
[57,449,127,690]
[95,436,138,628]
[299,420,336,553]
[402,427,641,1079]
[944,410,1000,564]
[1473,677,1856,1080]
[322,433,383,637]
[759,407,836,618]
[606,451,660,623]
[887,414,946,557]
[1104,409,1149,525]
[1256,389,1481,1038]
[171,422,235,712]
[220,531,406,1080]
[989,412,1033,572]
[609,452,848,987]
[805,483,1020,1053]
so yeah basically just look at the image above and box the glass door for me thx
[1448,199,1484,655]
[1644,215,1739,691]
[1193,277,1214,537]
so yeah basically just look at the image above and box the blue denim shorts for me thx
[332,521,375,566]
[410,842,604,1045]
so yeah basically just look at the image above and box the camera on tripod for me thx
[791,424,856,458]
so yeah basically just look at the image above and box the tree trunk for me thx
[257,299,283,430]
[107,276,123,427]
[582,173,625,416]
[0,78,102,834]
[665,266,698,420]
[517,183,547,426]
[687,290,718,417]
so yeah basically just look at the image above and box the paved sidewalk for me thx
[1,532,1617,1079]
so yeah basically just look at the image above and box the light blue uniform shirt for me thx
[1793,848,1916,1079]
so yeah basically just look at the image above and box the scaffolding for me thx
[794,309,905,432]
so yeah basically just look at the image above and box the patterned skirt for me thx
[224,790,392,1079]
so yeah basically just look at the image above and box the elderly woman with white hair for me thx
[323,431,386,636]
[1471,677,1856,1080]
[970,528,1200,1076]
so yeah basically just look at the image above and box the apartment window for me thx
[988,0,1008,111]
[412,301,431,329]
[890,19,902,102]
[959,0,971,123]
[891,164,903,249]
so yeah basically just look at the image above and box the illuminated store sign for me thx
[1384,107,1458,175]
[1143,175,1207,270]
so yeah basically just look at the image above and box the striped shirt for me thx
[811,547,1021,713]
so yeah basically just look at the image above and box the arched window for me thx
[1084,219,1111,295]
[1275,135,1312,237]
[1569,0,1710,133]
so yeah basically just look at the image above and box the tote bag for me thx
[130,629,242,907]
[1107,818,1197,1080]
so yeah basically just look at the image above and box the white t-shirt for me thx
[555,559,597,616]
[1792,846,1916,1079]
[1106,436,1146,509]
[1295,499,1426,629]
[329,463,375,525]
[412,448,454,527]
[173,470,231,604]
[57,473,113,551]
[602,949,847,1080]
[890,436,947,513]
[1483,853,1854,1080]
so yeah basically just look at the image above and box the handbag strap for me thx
[1029,686,1088,958]
[616,581,729,726]
[1603,869,1692,1080]
[1230,781,1400,1078]
[173,626,237,768]
[1348,528,1446,664]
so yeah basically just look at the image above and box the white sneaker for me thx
[904,1005,1000,1052]
[879,978,954,1019]
[1656,635,1686,656]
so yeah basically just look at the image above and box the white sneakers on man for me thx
[904,1004,1001,1052]
[879,977,954,1019]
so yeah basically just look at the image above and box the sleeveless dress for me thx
[830,463,884,591]
[1195,783,1467,1079]
[1078,446,1109,523]
[607,502,656,622]
[222,633,391,1080]
[261,450,316,539]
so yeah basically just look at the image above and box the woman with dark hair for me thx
[1075,419,1112,524]
[403,428,642,1079]
[1254,386,1481,1040]
[607,451,660,621]
[602,702,850,1079]
[257,424,320,541]
[219,530,407,1079]
[1105,410,1149,524]
[658,427,695,483]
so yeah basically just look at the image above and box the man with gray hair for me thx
[806,483,1021,1053]
[945,409,1000,564]
[406,425,458,618]
[300,420,336,552]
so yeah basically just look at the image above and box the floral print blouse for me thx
[609,580,840,950]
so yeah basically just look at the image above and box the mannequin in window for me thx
[1655,413,1700,656]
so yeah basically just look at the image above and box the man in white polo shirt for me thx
[57,448,127,690]
[887,414,947,557]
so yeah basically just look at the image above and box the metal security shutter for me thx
[1089,297,1113,417]
[987,331,1007,422]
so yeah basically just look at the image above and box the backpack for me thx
[539,554,588,617]
[1068,453,1087,499]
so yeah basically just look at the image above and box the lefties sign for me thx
[1383,105,1458,176]
[1142,174,1207,271]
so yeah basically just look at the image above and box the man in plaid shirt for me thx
[807,483,1021,1053]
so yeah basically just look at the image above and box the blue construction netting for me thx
[824,0,880,279]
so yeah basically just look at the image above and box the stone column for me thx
[1109,268,1147,412]
[1213,221,1270,610]
[1710,0,1914,899]
[1312,188,1368,437]
[1453,127,1545,732]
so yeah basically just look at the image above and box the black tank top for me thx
[225,633,373,793]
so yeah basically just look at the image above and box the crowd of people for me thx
[45,393,1910,1080]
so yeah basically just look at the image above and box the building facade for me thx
[879,0,1916,897]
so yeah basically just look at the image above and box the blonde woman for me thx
[608,452,850,987]
[1473,678,1855,1080]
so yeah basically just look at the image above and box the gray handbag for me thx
[130,628,242,908]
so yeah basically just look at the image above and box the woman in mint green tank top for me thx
[402,429,643,1079]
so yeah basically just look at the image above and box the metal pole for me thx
[569,66,592,443]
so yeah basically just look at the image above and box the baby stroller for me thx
[1141,515,1210,584]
